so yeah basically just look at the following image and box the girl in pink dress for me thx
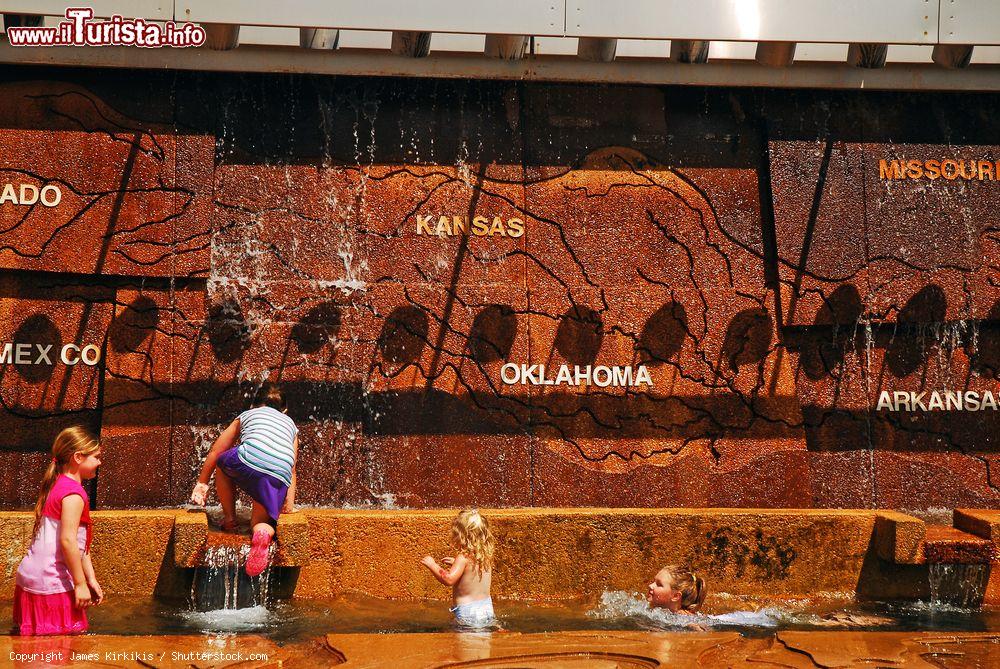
[13,426,104,635]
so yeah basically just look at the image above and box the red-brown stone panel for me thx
[0,276,112,507]
[522,148,807,504]
[99,285,177,507]
[0,81,188,277]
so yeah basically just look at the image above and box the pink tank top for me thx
[16,475,92,595]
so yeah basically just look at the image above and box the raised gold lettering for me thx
[925,159,941,180]
[879,160,903,180]
[18,184,38,205]
[436,215,452,236]
[472,216,489,235]
[38,185,60,207]
[416,215,434,235]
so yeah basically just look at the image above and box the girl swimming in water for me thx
[647,564,707,614]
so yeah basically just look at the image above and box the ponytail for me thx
[688,573,707,613]
[660,564,709,613]
[31,459,60,541]
[32,426,100,540]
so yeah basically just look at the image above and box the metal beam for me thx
[484,35,528,60]
[178,1,563,36]
[3,43,1000,92]
[932,44,974,68]
[568,0,937,44]
[670,40,710,63]
[3,1,999,49]
[391,31,432,58]
[0,1,174,21]
[756,41,796,67]
[577,37,616,62]
[301,29,340,50]
[940,0,1000,45]
[202,24,240,50]
[847,43,888,68]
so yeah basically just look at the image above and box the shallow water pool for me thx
[5,593,999,641]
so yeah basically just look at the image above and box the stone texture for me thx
[873,511,925,564]
[324,631,1000,669]
[4,630,997,669]
[293,508,884,601]
[2,633,341,668]
[0,72,998,511]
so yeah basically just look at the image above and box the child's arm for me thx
[58,495,91,609]
[282,436,298,513]
[81,552,103,605]
[195,418,241,486]
[420,553,468,586]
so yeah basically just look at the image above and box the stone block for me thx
[173,509,209,567]
[874,511,926,564]
[954,508,1000,541]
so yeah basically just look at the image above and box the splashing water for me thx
[178,605,273,633]
[188,543,276,618]
[929,564,989,609]
[586,591,896,631]
[587,591,790,629]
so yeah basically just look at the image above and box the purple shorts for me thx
[217,448,288,522]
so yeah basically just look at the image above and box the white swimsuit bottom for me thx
[451,597,496,628]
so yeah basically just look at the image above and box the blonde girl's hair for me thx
[450,509,495,574]
[661,564,708,613]
[32,426,100,540]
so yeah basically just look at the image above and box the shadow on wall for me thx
[5,285,998,452]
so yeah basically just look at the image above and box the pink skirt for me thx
[12,585,88,636]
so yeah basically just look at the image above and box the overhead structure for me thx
[1,1,1000,90]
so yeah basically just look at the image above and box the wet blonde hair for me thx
[660,564,708,613]
[450,509,495,574]
[32,426,100,540]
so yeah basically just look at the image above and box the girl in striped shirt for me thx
[189,383,298,577]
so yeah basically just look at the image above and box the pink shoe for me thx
[245,529,272,577]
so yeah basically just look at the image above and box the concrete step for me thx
[173,509,310,567]
[954,508,1000,543]
[874,511,997,564]
[921,525,995,564]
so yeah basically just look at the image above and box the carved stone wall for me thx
[0,71,997,509]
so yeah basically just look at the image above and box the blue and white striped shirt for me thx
[236,406,298,487]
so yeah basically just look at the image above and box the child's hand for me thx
[88,579,104,606]
[281,501,297,514]
[74,582,92,609]
[190,482,209,506]
[420,555,437,569]
[441,557,455,567]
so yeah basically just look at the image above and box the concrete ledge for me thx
[173,509,209,567]
[296,508,883,601]
[4,631,997,668]
[921,526,995,565]
[173,510,310,567]
[2,508,996,603]
[324,631,1000,668]
[874,511,926,564]
[954,508,1000,541]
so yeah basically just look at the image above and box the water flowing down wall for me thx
[0,69,997,509]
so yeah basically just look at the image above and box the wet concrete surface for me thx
[3,631,999,668]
